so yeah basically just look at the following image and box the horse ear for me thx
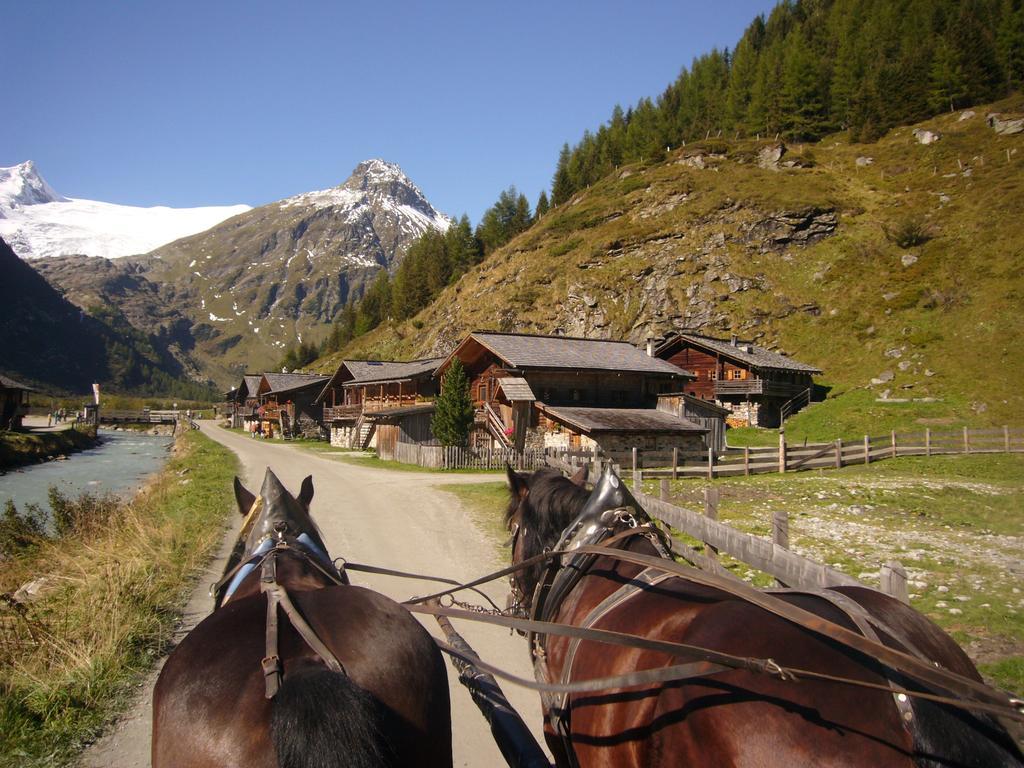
[506,465,528,499]
[234,477,256,516]
[569,464,589,487]
[298,475,314,508]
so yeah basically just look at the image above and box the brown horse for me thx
[505,465,1022,768]
[152,469,452,768]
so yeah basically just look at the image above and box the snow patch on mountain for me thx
[0,161,251,259]
[278,158,450,236]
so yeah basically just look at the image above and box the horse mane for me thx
[506,468,589,598]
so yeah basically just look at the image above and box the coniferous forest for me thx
[551,0,1023,204]
[304,0,1024,366]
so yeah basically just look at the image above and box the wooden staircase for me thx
[483,403,512,450]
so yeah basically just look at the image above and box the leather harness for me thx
[212,505,350,700]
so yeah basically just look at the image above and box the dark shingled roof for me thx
[226,373,264,400]
[658,333,821,373]
[468,332,693,377]
[0,374,33,390]
[343,358,442,386]
[539,405,707,435]
[262,372,329,396]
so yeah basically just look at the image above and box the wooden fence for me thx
[635,425,1023,480]
[390,442,549,470]
[545,455,910,601]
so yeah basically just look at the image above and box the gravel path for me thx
[80,423,548,767]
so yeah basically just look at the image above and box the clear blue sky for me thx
[4,1,778,223]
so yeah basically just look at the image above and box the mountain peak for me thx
[346,158,413,188]
[0,161,68,209]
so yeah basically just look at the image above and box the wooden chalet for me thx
[256,372,329,439]
[655,332,821,427]
[223,373,263,428]
[0,374,33,431]
[434,331,703,455]
[315,358,442,448]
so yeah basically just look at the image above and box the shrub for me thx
[884,216,934,249]
[0,500,48,558]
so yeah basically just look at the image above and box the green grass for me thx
[438,482,511,559]
[0,427,98,471]
[0,430,238,767]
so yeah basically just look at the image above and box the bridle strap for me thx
[260,546,346,699]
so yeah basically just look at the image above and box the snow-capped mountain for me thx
[36,159,451,386]
[0,161,251,259]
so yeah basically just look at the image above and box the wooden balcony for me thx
[714,379,807,399]
[324,396,431,422]
[323,404,362,421]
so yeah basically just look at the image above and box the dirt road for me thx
[81,423,550,767]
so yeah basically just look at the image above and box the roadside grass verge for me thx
[438,482,510,560]
[0,428,99,471]
[0,430,237,767]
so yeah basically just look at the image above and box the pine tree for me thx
[929,37,968,112]
[431,359,475,446]
[551,144,573,206]
[535,190,550,218]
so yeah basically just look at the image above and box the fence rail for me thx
[636,426,1023,479]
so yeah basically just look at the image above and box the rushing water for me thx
[0,429,174,516]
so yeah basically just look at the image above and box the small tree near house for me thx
[432,358,475,446]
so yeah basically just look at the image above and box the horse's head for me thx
[504,465,589,613]
[215,469,334,606]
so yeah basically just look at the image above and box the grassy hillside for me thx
[321,96,1024,435]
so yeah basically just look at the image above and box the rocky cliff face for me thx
[34,159,450,386]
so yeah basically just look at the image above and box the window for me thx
[708,370,718,380]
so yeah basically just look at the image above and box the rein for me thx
[365,543,1024,724]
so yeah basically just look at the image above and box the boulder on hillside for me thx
[987,113,1024,135]
[913,128,941,145]
[758,142,786,169]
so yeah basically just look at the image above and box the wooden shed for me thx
[0,374,33,431]
[657,392,730,453]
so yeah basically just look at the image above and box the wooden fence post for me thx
[672,447,679,480]
[744,446,750,476]
[880,561,909,604]
[963,426,970,454]
[1004,425,1010,453]
[632,447,641,489]
[863,435,871,465]
[707,447,714,480]
[779,432,787,473]
[834,439,843,469]
[891,430,898,459]
[925,428,931,457]
[660,478,669,501]
[703,488,719,563]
